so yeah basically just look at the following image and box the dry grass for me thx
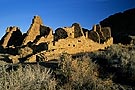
[0,64,56,90]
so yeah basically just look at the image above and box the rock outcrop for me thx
[0,26,23,48]
[100,8,135,44]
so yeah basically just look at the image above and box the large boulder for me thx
[0,26,23,48]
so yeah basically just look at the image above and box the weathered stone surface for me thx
[23,16,53,45]
[0,54,12,63]
[26,54,37,62]
[22,16,42,45]
[89,25,112,44]
[55,28,68,41]
[100,8,135,44]
[35,26,53,45]
[9,55,20,63]
[0,15,113,63]
[22,16,43,45]
[32,15,43,25]
[33,43,48,53]
[72,23,84,38]
[18,46,33,58]
[82,28,89,37]
[95,25,105,43]
[61,23,84,38]
[88,30,100,43]
[0,26,23,48]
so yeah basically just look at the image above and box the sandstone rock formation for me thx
[100,8,135,44]
[0,26,23,48]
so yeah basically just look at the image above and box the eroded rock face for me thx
[100,8,135,44]
[0,26,23,48]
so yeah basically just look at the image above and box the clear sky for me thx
[0,0,135,38]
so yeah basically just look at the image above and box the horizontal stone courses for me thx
[0,15,113,63]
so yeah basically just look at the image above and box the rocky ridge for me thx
[0,16,113,63]
[100,8,135,44]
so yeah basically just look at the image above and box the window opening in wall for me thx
[68,44,70,46]
[53,41,55,46]
[73,45,75,47]
[78,40,81,42]
[70,33,72,36]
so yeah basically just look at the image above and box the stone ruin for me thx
[0,26,23,48]
[87,24,111,43]
[22,16,53,45]
[0,16,113,63]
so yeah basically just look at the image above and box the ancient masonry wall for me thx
[0,16,113,63]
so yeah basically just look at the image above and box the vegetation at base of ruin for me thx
[0,64,56,90]
[1,44,135,90]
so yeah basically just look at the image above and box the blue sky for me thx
[0,0,135,38]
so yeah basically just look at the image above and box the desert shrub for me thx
[57,53,121,90]
[89,44,135,87]
[0,64,56,90]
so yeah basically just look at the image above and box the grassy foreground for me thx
[0,44,135,90]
